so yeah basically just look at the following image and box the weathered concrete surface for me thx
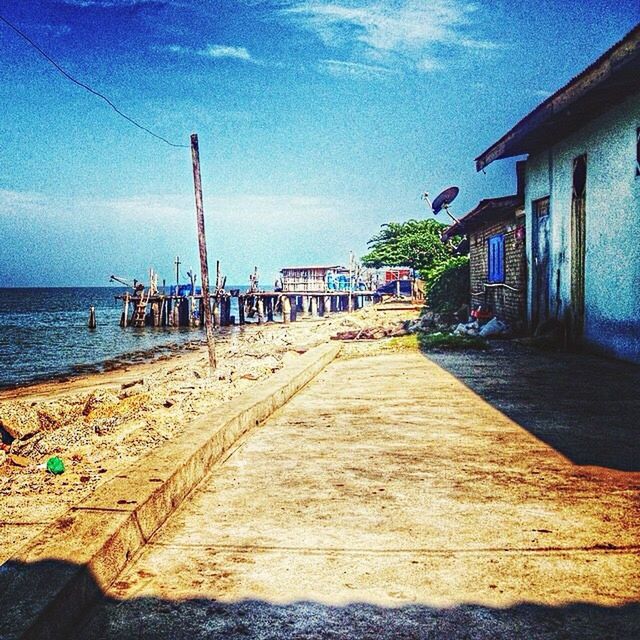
[427,341,640,471]
[76,350,640,639]
[0,343,340,640]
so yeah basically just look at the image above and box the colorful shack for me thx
[280,265,345,292]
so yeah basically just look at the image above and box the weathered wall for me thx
[469,215,526,328]
[524,91,640,362]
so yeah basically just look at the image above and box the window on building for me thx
[534,196,550,219]
[487,234,505,283]
[636,127,640,177]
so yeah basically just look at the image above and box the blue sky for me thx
[1,1,638,287]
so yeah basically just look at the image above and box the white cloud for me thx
[0,189,340,225]
[416,57,442,73]
[60,0,162,7]
[0,189,46,214]
[163,43,257,63]
[318,58,395,78]
[201,45,253,61]
[280,0,499,75]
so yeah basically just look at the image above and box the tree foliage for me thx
[423,256,470,313]
[361,219,454,274]
[362,218,469,312]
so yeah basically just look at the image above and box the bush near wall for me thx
[423,256,470,313]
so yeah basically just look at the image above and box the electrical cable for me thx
[0,13,188,148]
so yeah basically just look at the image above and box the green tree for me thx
[422,256,470,313]
[361,219,455,275]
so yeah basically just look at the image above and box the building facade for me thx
[280,265,344,292]
[476,25,640,363]
[443,194,526,328]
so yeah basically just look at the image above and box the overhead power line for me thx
[0,13,188,148]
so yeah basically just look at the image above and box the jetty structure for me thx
[111,262,380,329]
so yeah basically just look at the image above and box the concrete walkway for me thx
[76,350,640,639]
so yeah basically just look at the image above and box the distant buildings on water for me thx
[278,265,415,295]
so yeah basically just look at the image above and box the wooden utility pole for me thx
[174,256,181,288]
[190,133,216,371]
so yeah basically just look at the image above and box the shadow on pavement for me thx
[425,341,640,471]
[0,559,638,640]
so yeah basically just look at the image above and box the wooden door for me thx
[571,155,587,338]
[533,197,551,328]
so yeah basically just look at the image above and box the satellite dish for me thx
[431,186,459,214]
[423,185,461,225]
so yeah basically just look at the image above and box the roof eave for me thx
[441,195,523,242]
[475,24,640,172]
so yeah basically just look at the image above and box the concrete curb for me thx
[0,342,341,640]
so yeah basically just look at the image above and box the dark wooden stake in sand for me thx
[190,133,216,371]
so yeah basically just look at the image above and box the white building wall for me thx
[524,91,640,363]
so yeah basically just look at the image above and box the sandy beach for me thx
[0,306,415,565]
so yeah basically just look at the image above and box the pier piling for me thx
[88,306,97,329]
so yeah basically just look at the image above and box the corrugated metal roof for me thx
[475,23,640,171]
[441,194,522,241]
[280,265,344,272]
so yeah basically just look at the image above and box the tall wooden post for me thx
[122,293,130,327]
[281,295,291,324]
[238,295,245,325]
[190,133,216,371]
[257,298,265,325]
[88,306,97,329]
[174,256,181,289]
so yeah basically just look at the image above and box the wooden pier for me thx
[114,289,377,328]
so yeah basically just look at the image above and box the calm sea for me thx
[0,287,247,389]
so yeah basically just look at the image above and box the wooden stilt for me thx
[88,306,97,329]
[238,295,245,325]
[266,296,274,322]
[281,295,291,324]
[257,298,265,325]
[122,293,130,327]
[310,296,317,317]
[151,301,160,327]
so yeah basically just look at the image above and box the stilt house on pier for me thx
[475,24,640,363]
[280,265,346,292]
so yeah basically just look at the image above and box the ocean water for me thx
[0,287,247,389]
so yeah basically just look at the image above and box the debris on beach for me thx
[121,378,144,390]
[332,323,408,341]
[9,453,34,468]
[46,456,65,475]
[0,402,41,441]
[82,389,120,417]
